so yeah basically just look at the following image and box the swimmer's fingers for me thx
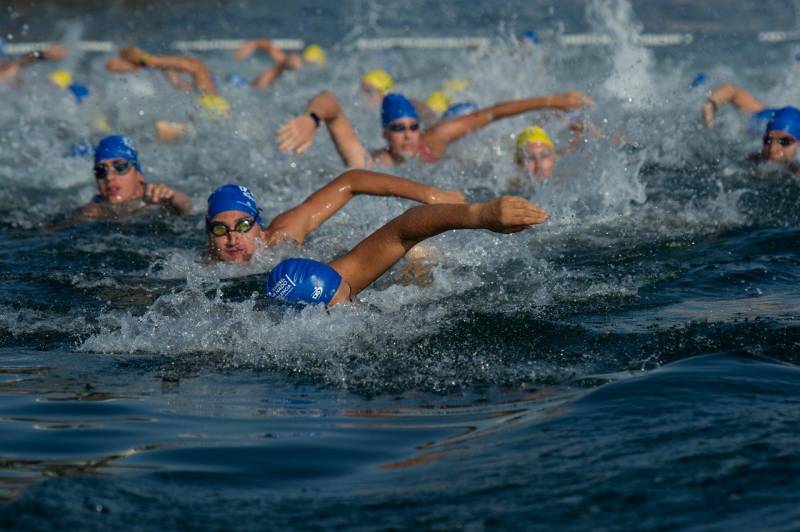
[144,184,175,204]
[703,101,715,129]
[480,196,549,233]
[295,141,313,154]
[558,91,593,110]
[278,116,316,153]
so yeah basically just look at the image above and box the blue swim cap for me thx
[68,83,90,104]
[766,106,800,140]
[94,135,141,172]
[224,73,250,87]
[441,101,479,121]
[67,141,92,158]
[206,184,261,223]
[264,258,342,306]
[381,93,418,128]
[690,73,707,89]
[519,30,539,44]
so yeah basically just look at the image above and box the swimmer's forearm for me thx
[145,55,217,94]
[708,84,764,112]
[169,191,192,215]
[251,64,284,89]
[487,92,590,121]
[343,169,441,203]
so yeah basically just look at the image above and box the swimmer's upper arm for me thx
[423,111,492,153]
[325,107,371,168]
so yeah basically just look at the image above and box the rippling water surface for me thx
[1,0,800,529]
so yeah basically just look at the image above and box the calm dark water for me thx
[1,0,800,530]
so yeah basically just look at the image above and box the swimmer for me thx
[234,39,325,90]
[0,43,68,83]
[278,90,592,168]
[264,195,549,307]
[74,135,192,219]
[360,69,437,124]
[360,69,395,107]
[107,46,217,95]
[514,122,586,182]
[107,46,228,141]
[206,170,466,263]
[703,84,800,172]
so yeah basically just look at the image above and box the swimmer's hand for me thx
[475,196,549,233]
[120,46,149,66]
[703,100,716,129]
[425,188,466,204]
[144,183,176,204]
[43,44,68,61]
[278,114,317,154]
[144,183,192,215]
[551,91,593,110]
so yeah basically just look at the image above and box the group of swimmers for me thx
[9,38,800,308]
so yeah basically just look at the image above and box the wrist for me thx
[467,203,484,228]
[307,111,321,128]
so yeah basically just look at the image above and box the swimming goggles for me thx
[94,159,133,179]
[386,122,420,132]
[763,135,796,147]
[207,217,257,237]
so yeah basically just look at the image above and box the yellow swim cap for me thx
[426,90,452,115]
[361,69,394,95]
[516,125,554,155]
[441,79,470,93]
[50,70,73,89]
[302,44,326,65]
[196,94,231,118]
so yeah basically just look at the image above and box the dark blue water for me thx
[2,0,800,529]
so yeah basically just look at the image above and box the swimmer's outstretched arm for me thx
[422,91,593,155]
[263,169,465,244]
[329,196,549,298]
[703,84,765,129]
[278,90,371,167]
[235,39,291,89]
[0,43,68,82]
[121,47,218,95]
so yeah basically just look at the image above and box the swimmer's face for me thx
[517,142,556,181]
[762,131,798,163]
[94,158,144,204]
[207,210,264,263]
[360,83,383,107]
[383,118,421,160]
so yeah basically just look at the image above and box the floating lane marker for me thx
[758,31,800,42]
[173,39,304,51]
[356,37,490,50]
[5,40,114,53]
[560,33,693,46]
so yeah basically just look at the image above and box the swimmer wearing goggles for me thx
[279,89,592,169]
[704,84,800,172]
[74,135,192,219]
[205,170,466,263]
